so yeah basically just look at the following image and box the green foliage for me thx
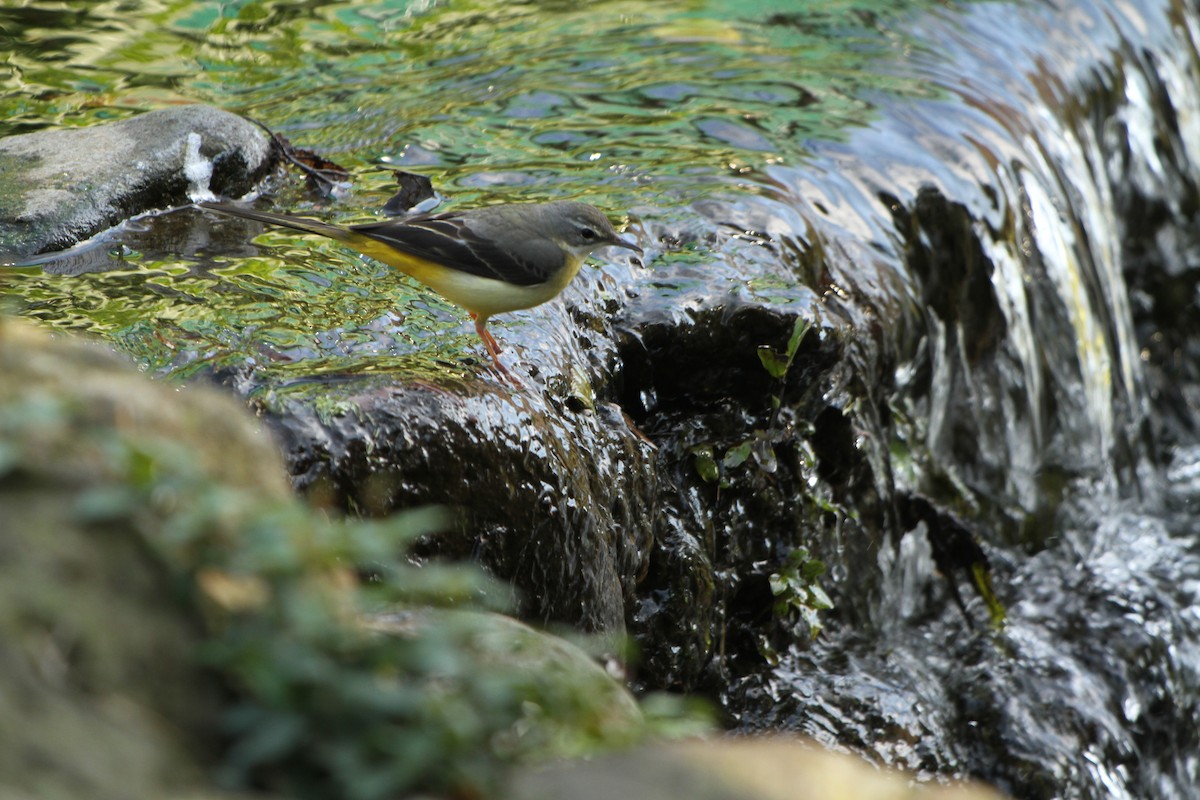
[686,315,834,639]
[67,437,493,797]
[690,444,721,484]
[769,547,834,638]
[637,693,717,740]
[692,435,780,488]
[756,316,810,381]
[692,316,812,487]
[17,417,686,800]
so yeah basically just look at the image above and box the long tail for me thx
[198,201,354,243]
[198,200,444,295]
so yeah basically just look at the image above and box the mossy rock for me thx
[0,318,288,798]
[0,105,276,258]
[0,318,692,800]
[511,737,1010,800]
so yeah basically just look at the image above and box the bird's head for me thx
[541,201,643,260]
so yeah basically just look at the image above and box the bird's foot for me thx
[487,356,522,387]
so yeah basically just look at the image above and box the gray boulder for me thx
[0,105,276,259]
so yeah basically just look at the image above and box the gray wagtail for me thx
[199,200,643,376]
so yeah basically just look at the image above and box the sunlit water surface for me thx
[1,0,945,384]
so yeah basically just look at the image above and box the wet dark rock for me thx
[0,318,286,799]
[0,318,657,797]
[382,170,439,216]
[612,273,885,683]
[0,105,277,260]
[266,378,656,634]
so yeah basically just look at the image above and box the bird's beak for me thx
[609,236,643,255]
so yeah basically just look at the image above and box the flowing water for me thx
[3,0,1200,797]
[1,0,947,386]
[705,2,1200,796]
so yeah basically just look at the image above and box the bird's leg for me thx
[470,312,503,356]
[471,313,518,383]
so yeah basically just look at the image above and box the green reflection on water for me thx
[8,236,478,389]
[0,0,953,389]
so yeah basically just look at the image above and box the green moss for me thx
[0,320,708,800]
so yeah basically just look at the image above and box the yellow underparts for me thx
[344,233,584,320]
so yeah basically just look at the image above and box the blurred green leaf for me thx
[785,316,810,360]
[757,345,789,379]
[769,546,833,638]
[0,441,16,476]
[226,710,308,771]
[73,485,138,522]
[721,439,754,469]
[691,445,719,484]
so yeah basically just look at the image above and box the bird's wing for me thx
[349,213,565,287]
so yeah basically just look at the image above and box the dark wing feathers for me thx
[349,212,564,287]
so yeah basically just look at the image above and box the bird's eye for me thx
[579,227,597,240]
